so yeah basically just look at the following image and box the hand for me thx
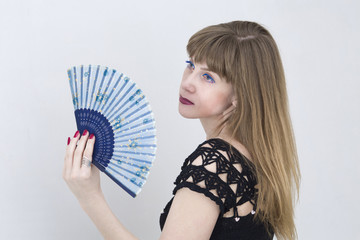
[63,130,102,205]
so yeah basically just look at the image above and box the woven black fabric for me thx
[159,138,273,240]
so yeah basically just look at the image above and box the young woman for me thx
[63,21,300,240]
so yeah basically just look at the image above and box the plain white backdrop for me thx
[0,0,359,239]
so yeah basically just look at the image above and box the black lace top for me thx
[159,138,273,240]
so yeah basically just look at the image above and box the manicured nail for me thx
[82,129,88,136]
[74,130,80,138]
[67,137,71,145]
[89,133,94,139]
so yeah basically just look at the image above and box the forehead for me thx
[191,60,228,83]
[192,60,210,70]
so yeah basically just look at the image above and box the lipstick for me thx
[179,96,194,105]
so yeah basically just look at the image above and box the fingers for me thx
[63,130,96,181]
[73,130,90,171]
[63,130,81,179]
[63,130,102,202]
[81,134,95,174]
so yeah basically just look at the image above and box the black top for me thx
[159,138,273,240]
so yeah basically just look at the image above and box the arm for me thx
[79,193,138,240]
[63,130,220,240]
[160,188,219,240]
[63,130,138,240]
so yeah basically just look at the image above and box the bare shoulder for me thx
[225,138,253,161]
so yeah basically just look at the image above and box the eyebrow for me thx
[188,60,211,71]
[189,59,218,76]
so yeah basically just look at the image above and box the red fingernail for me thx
[89,133,94,139]
[74,130,79,138]
[82,129,88,136]
[67,137,71,145]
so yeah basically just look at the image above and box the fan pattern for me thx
[68,65,156,197]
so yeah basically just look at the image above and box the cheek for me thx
[202,92,231,114]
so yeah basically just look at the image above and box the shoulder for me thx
[174,138,257,208]
[183,138,255,175]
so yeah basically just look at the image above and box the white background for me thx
[0,0,359,239]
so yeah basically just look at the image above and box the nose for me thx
[180,69,196,93]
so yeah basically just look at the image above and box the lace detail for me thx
[173,138,257,218]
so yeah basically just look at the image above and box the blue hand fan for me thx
[67,65,156,197]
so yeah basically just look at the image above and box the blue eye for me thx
[202,73,215,83]
[186,60,195,70]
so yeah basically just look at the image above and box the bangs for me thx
[186,28,241,83]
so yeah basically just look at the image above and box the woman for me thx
[64,21,300,240]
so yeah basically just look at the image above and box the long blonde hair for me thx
[187,21,300,239]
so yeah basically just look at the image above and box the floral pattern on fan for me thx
[68,65,156,197]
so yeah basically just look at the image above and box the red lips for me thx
[179,96,194,105]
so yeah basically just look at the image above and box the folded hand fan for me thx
[67,65,156,197]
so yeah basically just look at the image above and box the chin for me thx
[178,105,198,119]
[179,112,198,119]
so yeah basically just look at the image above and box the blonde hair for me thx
[187,21,300,239]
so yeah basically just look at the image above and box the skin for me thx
[179,60,236,139]
[63,61,244,240]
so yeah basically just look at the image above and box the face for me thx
[179,60,235,120]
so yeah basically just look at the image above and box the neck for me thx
[200,117,252,161]
[200,117,232,140]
